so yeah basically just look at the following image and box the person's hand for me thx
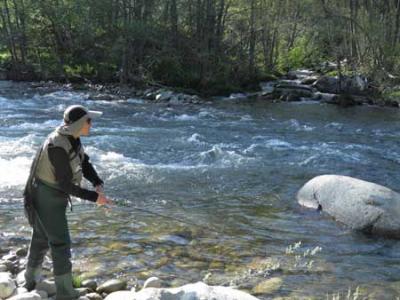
[95,185,104,194]
[96,193,113,206]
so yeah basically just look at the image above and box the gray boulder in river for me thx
[297,175,400,238]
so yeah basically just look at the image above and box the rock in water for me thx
[97,279,127,294]
[297,175,400,238]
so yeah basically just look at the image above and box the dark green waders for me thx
[25,181,79,300]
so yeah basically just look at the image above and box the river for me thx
[1,80,400,299]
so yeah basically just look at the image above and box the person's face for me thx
[80,118,92,136]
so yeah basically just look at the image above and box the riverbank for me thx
[0,244,278,300]
[5,68,398,108]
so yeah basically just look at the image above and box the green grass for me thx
[381,89,400,105]
[72,274,83,288]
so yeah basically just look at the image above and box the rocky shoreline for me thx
[7,68,398,108]
[0,246,260,300]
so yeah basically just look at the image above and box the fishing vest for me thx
[35,131,84,187]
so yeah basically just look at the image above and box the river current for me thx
[1,80,400,299]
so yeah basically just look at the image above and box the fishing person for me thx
[23,105,112,300]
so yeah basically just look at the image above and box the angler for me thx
[23,105,112,300]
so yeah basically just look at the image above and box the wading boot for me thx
[55,273,80,300]
[23,266,42,291]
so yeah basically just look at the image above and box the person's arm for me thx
[82,153,104,187]
[48,146,98,202]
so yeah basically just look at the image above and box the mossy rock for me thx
[252,277,283,295]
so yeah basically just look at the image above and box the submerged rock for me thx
[252,277,283,295]
[297,175,400,238]
[97,279,127,294]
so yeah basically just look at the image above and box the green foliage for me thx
[382,89,400,104]
[0,0,399,93]
[64,64,95,78]
[72,274,83,288]
[0,51,10,62]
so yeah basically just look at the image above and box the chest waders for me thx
[25,132,82,300]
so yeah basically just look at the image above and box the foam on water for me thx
[287,119,315,132]
[0,134,38,156]
[0,156,31,188]
[7,120,61,131]
[187,133,207,145]
[198,145,253,167]
[35,91,89,102]
[174,114,199,121]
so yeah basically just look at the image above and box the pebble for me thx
[17,287,28,294]
[0,264,7,272]
[16,248,28,257]
[7,291,41,300]
[17,270,26,285]
[0,272,16,299]
[81,279,98,291]
[104,291,135,300]
[86,292,103,300]
[3,253,18,262]
[96,279,127,294]
[77,287,91,296]
[32,289,48,298]
[36,280,56,296]
[252,277,283,295]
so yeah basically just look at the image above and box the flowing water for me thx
[1,80,400,298]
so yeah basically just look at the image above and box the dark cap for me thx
[63,105,102,124]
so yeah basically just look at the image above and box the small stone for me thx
[96,279,127,294]
[16,248,28,257]
[7,291,41,300]
[32,289,48,298]
[0,272,16,298]
[36,280,56,296]
[252,277,283,295]
[0,264,7,272]
[104,291,135,300]
[143,277,161,289]
[77,287,91,296]
[17,287,28,294]
[3,253,18,261]
[16,270,26,286]
[86,292,103,300]
[81,279,97,291]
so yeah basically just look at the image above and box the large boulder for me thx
[313,75,368,95]
[273,81,315,101]
[297,175,400,238]
[105,282,259,300]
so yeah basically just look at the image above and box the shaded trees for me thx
[1,0,400,92]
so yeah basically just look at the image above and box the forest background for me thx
[1,0,399,96]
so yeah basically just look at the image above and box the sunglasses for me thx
[87,118,92,125]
